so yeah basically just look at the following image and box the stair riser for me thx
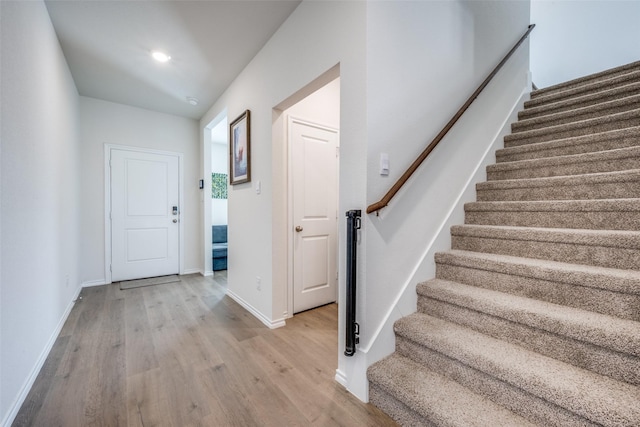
[513,98,640,133]
[451,234,640,270]
[464,209,640,231]
[370,62,640,427]
[434,261,640,322]
[395,337,594,427]
[477,180,640,202]
[521,84,640,120]
[497,128,640,162]
[369,385,435,427]
[487,156,640,181]
[417,296,640,386]
[504,116,640,147]
[530,71,640,106]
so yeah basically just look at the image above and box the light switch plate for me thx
[380,153,390,176]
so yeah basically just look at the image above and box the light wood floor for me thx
[13,272,397,426]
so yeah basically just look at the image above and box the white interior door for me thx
[291,118,339,313]
[111,149,180,281]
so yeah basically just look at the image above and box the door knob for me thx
[295,226,303,232]
[173,219,178,223]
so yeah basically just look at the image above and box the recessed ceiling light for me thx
[186,97,199,106]
[151,51,171,63]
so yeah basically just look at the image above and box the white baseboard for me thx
[226,289,286,329]
[81,279,106,288]
[181,268,200,275]
[335,369,348,388]
[1,285,82,427]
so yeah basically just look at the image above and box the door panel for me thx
[301,235,329,291]
[292,119,339,313]
[111,149,179,281]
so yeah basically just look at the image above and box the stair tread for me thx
[466,198,640,212]
[489,145,640,173]
[435,249,640,295]
[417,278,640,356]
[514,93,640,131]
[373,61,640,426]
[368,354,537,427]
[531,67,640,104]
[478,169,640,191]
[532,61,640,96]
[504,108,640,144]
[522,81,640,119]
[394,313,640,425]
[451,224,640,248]
[498,126,640,158]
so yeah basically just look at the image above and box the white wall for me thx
[211,142,228,225]
[360,1,530,399]
[78,96,200,283]
[0,1,81,424]
[199,0,530,401]
[283,78,340,129]
[200,1,366,329]
[531,0,640,88]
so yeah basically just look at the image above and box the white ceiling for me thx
[44,0,301,120]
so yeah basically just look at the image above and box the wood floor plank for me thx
[198,363,266,426]
[205,329,310,426]
[82,297,127,426]
[123,288,159,377]
[243,334,352,424]
[13,273,397,427]
[12,335,70,426]
[126,368,171,427]
[25,286,109,426]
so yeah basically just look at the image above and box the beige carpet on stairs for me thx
[367,60,640,426]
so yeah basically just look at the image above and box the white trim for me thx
[1,285,82,427]
[202,270,213,277]
[104,144,184,284]
[81,279,107,288]
[181,268,201,275]
[226,289,286,329]
[334,369,348,388]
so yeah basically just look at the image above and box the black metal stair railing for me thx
[344,209,361,356]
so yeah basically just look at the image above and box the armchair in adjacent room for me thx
[212,225,227,271]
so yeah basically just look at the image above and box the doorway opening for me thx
[203,111,228,278]
[272,65,341,320]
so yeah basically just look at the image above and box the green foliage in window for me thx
[211,173,228,199]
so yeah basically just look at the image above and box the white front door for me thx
[291,118,339,313]
[110,149,180,281]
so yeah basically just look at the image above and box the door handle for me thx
[173,219,178,223]
[295,226,303,232]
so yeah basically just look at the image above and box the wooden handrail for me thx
[367,24,536,215]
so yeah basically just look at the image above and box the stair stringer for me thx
[355,90,529,402]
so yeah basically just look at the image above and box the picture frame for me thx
[229,109,251,184]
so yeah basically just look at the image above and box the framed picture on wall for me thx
[229,110,251,184]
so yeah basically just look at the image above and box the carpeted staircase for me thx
[367,61,640,426]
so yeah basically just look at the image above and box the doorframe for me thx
[286,116,340,316]
[104,143,185,284]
